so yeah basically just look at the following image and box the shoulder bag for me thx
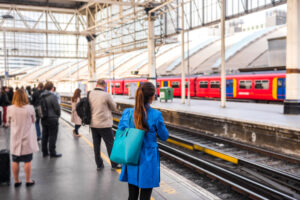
[110,110,145,165]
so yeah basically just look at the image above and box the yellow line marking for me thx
[194,144,238,164]
[113,117,120,122]
[167,138,194,150]
[166,136,239,165]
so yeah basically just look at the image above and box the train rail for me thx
[60,103,300,200]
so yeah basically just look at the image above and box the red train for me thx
[107,73,286,101]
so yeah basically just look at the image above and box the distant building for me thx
[265,10,286,27]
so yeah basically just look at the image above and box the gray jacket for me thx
[40,90,61,119]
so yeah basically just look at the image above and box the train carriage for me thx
[157,77,196,97]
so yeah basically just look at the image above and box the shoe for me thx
[97,164,104,171]
[50,153,62,158]
[73,130,77,137]
[43,153,49,157]
[111,164,122,169]
[26,180,35,187]
[14,182,22,187]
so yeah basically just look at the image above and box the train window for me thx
[210,81,220,89]
[278,80,282,87]
[171,81,180,88]
[111,83,114,88]
[156,82,160,88]
[239,80,252,89]
[115,83,120,88]
[226,82,233,87]
[199,81,208,88]
[125,83,129,88]
[255,80,269,89]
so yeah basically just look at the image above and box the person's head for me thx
[72,88,81,102]
[37,83,44,90]
[26,86,32,94]
[12,89,29,107]
[2,86,7,93]
[134,82,156,131]
[4,87,9,93]
[44,81,54,91]
[96,79,106,89]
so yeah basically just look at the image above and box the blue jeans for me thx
[35,118,42,139]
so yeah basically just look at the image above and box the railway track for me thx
[60,102,300,200]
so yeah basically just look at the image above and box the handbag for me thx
[110,110,145,165]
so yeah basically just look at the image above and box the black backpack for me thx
[36,93,51,119]
[76,91,91,126]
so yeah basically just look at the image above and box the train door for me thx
[163,81,168,87]
[226,79,233,98]
[277,78,286,100]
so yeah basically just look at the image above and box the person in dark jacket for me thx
[31,83,44,141]
[7,87,14,103]
[0,86,11,127]
[40,81,61,158]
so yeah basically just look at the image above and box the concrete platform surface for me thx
[0,113,220,200]
[114,96,300,131]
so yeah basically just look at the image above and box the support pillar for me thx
[181,0,185,104]
[87,9,97,90]
[220,0,226,108]
[147,16,156,88]
[284,0,300,114]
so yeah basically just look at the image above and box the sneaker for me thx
[97,163,104,171]
[111,164,122,169]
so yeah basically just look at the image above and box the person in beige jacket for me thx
[7,89,38,187]
[71,88,82,137]
[89,79,121,170]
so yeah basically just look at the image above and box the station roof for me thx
[0,0,86,9]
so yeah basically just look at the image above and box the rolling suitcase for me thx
[0,149,10,185]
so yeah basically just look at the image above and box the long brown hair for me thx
[72,88,81,102]
[134,82,155,131]
[12,89,29,107]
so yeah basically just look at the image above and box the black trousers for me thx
[91,127,117,168]
[128,184,153,200]
[74,125,81,134]
[41,118,59,156]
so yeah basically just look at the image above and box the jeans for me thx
[128,184,152,200]
[35,118,42,139]
[41,118,59,156]
[74,125,81,134]
[91,127,117,168]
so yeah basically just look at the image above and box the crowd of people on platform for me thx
[2,79,169,200]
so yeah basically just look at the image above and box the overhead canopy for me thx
[0,0,86,9]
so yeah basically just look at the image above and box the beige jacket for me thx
[7,105,39,156]
[89,88,117,128]
[71,98,82,125]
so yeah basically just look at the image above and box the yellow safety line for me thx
[194,144,238,164]
[167,139,194,151]
[62,120,154,200]
[166,137,238,164]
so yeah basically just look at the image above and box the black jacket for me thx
[40,90,61,119]
[0,92,10,106]
[31,89,44,107]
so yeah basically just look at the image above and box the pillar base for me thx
[284,100,300,114]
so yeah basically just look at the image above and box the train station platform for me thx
[113,96,300,157]
[0,115,220,200]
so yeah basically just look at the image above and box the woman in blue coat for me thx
[118,82,169,200]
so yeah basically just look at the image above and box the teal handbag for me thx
[110,110,145,165]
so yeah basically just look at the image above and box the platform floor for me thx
[114,96,300,131]
[0,114,220,200]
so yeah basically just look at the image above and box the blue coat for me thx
[118,106,169,188]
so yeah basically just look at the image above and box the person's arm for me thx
[155,111,169,141]
[117,108,131,130]
[106,94,117,111]
[51,95,61,117]
[30,106,36,123]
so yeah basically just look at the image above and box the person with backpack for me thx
[40,82,61,158]
[7,89,38,187]
[117,82,169,200]
[71,88,81,137]
[89,79,121,170]
[31,83,44,141]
